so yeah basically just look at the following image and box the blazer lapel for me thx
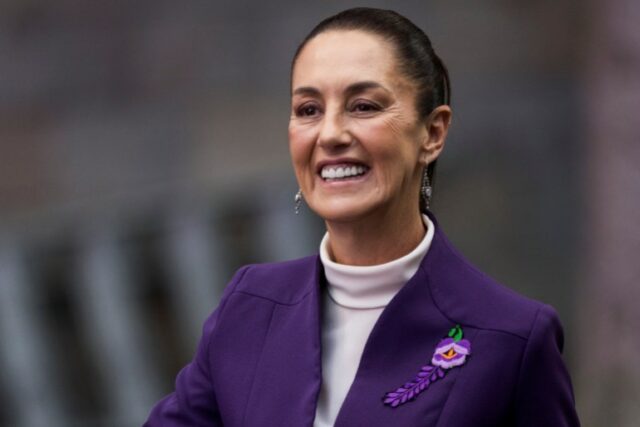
[242,210,476,427]
[333,211,477,426]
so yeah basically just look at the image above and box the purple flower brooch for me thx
[383,325,471,408]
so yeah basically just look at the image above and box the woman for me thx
[145,7,580,426]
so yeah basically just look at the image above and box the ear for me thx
[419,105,452,166]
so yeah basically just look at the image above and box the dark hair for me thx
[290,7,451,210]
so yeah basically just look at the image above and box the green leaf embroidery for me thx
[448,325,464,341]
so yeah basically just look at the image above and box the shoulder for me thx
[224,255,320,306]
[425,219,561,342]
[424,225,579,424]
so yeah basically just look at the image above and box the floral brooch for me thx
[383,325,471,408]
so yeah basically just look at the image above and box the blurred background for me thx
[0,0,638,426]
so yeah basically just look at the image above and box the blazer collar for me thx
[244,209,480,426]
[309,209,478,425]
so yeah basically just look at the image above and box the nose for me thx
[317,107,353,150]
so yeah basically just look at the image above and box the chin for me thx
[309,197,381,223]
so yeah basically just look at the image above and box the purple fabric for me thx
[143,210,581,426]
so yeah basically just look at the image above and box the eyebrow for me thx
[292,80,390,97]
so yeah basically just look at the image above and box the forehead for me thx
[292,29,409,92]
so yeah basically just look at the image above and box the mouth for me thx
[318,162,370,182]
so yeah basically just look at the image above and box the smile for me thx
[320,164,369,181]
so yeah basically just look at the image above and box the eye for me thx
[296,103,321,117]
[351,101,380,114]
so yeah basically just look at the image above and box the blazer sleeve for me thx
[513,303,581,426]
[143,265,250,427]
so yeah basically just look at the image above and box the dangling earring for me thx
[421,167,432,210]
[294,189,303,214]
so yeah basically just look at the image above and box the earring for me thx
[294,189,303,214]
[421,167,432,210]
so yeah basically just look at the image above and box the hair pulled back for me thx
[290,7,451,211]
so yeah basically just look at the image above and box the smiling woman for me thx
[289,28,450,265]
[144,7,580,427]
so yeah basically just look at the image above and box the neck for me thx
[325,208,426,266]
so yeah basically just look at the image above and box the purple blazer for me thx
[144,210,580,426]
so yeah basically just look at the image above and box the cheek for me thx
[353,119,394,151]
[356,118,414,160]
[356,118,420,183]
[381,109,417,140]
[288,125,317,183]
[288,127,309,159]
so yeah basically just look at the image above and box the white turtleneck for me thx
[313,214,435,427]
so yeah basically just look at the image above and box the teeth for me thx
[320,164,367,180]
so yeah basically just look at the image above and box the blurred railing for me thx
[0,183,323,427]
